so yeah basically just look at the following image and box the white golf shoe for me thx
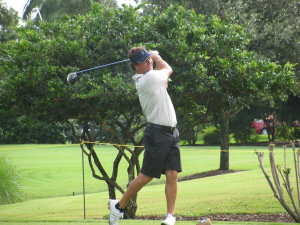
[161,213,176,225]
[108,199,123,225]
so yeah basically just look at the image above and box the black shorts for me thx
[141,124,182,179]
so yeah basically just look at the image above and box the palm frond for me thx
[22,0,44,20]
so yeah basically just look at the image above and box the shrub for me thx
[276,125,300,141]
[0,154,24,204]
[276,125,292,140]
[249,133,260,143]
[202,126,220,145]
[229,108,258,143]
[233,129,260,143]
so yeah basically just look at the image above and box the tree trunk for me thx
[124,195,138,219]
[192,128,198,144]
[123,154,139,219]
[219,113,230,170]
[107,182,116,199]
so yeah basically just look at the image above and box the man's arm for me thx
[150,51,173,77]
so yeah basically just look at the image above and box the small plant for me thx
[0,154,24,204]
[255,140,300,222]
[276,125,290,140]
[202,126,220,145]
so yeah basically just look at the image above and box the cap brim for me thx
[130,49,152,63]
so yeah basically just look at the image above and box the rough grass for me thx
[0,153,24,204]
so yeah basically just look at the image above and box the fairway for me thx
[0,144,296,224]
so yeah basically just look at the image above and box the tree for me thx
[0,0,13,27]
[255,142,300,223]
[141,0,223,16]
[22,0,118,22]
[0,1,19,42]
[223,0,300,70]
[0,115,78,144]
[142,0,300,73]
[0,3,295,218]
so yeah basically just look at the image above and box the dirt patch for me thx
[185,140,292,147]
[178,169,241,182]
[136,213,294,223]
[200,213,294,223]
[230,141,291,147]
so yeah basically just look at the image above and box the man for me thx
[108,46,182,225]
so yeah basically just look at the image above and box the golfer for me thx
[108,46,182,225]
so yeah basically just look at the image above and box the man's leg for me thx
[118,173,153,208]
[165,170,178,215]
[108,173,152,225]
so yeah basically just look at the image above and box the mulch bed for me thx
[178,169,241,182]
[136,213,294,223]
[185,141,292,147]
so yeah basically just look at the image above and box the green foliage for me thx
[142,0,222,16]
[230,108,259,143]
[273,95,300,139]
[0,5,19,43]
[232,129,259,144]
[224,0,300,70]
[276,125,292,141]
[22,0,118,22]
[0,1,15,28]
[1,4,136,125]
[0,3,295,141]
[0,154,24,204]
[276,125,300,141]
[0,116,78,144]
[201,126,220,145]
[143,0,300,79]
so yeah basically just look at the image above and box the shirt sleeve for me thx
[146,70,168,93]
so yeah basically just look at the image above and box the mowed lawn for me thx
[0,144,296,224]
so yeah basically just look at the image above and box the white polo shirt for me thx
[132,70,177,127]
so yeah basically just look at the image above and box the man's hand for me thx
[151,50,159,55]
[149,50,173,77]
[149,50,162,63]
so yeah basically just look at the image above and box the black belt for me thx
[147,122,176,131]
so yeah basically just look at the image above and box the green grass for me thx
[0,144,296,224]
[0,153,24,204]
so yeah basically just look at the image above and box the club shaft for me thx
[76,59,130,74]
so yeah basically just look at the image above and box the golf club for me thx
[67,59,130,84]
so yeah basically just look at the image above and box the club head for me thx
[67,73,77,84]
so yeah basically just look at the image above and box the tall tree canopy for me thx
[0,0,13,27]
[142,0,300,71]
[22,0,118,22]
[0,1,19,43]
